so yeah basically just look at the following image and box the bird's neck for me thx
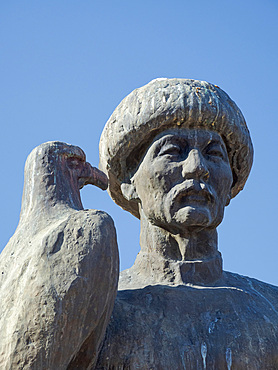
[17,158,83,237]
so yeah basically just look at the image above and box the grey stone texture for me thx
[0,142,119,369]
[1,79,278,369]
[96,273,278,369]
[99,78,253,219]
[95,79,278,369]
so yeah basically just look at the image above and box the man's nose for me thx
[181,149,209,181]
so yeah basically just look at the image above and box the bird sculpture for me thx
[0,141,119,369]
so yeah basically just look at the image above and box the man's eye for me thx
[158,145,181,157]
[206,148,224,159]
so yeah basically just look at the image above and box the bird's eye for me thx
[67,158,80,169]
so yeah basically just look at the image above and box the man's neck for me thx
[128,210,223,286]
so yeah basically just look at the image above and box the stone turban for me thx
[99,78,253,219]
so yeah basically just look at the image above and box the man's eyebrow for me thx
[206,138,225,148]
[154,135,175,147]
[154,132,225,149]
[157,134,186,145]
[157,134,175,142]
[156,134,184,150]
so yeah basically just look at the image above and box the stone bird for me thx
[0,141,119,369]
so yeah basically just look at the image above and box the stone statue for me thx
[0,142,118,369]
[95,79,278,369]
[1,79,278,370]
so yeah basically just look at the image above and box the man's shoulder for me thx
[223,270,278,307]
[223,270,278,290]
[116,270,278,311]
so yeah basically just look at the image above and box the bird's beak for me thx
[78,162,108,191]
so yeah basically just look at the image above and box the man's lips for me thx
[178,189,212,205]
[171,180,214,206]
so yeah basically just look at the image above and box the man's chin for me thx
[172,206,213,229]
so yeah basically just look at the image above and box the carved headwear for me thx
[99,78,253,218]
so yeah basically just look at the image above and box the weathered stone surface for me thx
[2,80,277,369]
[94,79,278,369]
[99,78,253,218]
[96,273,278,369]
[0,142,119,369]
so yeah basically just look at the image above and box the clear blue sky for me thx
[1,1,278,285]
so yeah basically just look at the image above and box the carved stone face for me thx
[129,128,233,234]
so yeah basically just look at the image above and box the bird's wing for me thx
[0,209,119,370]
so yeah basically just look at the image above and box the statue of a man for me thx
[1,79,278,369]
[94,79,278,369]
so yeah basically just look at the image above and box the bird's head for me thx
[59,143,108,191]
[20,141,108,225]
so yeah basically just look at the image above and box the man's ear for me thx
[121,182,139,201]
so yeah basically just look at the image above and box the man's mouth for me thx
[178,190,212,205]
[171,180,214,207]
